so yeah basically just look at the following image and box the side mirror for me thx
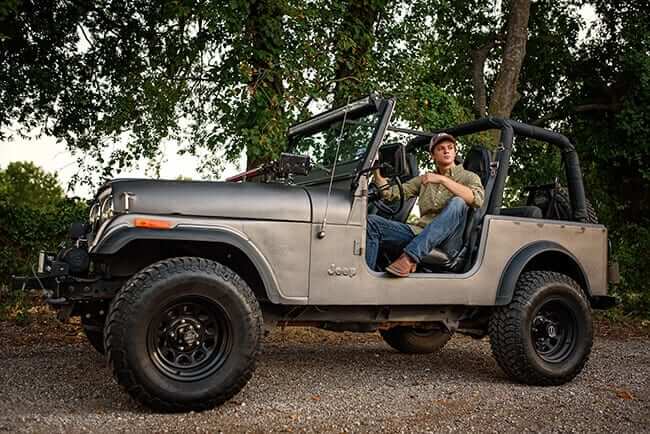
[278,153,311,176]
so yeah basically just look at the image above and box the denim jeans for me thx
[365,196,468,271]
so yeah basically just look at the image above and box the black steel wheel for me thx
[105,257,262,412]
[148,298,233,382]
[489,271,592,386]
[531,299,577,363]
[380,325,452,354]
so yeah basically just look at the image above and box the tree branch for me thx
[470,39,497,118]
[531,103,623,126]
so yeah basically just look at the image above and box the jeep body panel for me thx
[108,179,312,222]
[90,214,310,303]
[307,197,608,305]
[92,200,607,307]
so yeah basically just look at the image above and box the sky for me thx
[0,134,243,198]
[0,4,598,199]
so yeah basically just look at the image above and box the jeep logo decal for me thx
[327,264,357,278]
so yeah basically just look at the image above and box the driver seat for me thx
[419,147,494,273]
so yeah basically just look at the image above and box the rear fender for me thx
[496,241,591,305]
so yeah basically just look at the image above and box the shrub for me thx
[0,162,88,285]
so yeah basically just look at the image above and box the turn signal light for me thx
[134,219,172,229]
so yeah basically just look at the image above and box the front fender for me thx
[91,223,284,304]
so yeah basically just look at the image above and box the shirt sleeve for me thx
[465,172,485,208]
[381,175,421,202]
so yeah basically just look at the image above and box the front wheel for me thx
[104,257,262,412]
[489,271,593,385]
[380,326,452,354]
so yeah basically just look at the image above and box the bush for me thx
[0,162,88,285]
[610,224,650,318]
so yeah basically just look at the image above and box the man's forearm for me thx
[442,177,475,205]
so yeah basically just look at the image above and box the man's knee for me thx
[447,196,468,212]
[367,214,382,236]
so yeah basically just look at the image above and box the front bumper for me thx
[12,250,120,304]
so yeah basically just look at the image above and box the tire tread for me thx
[104,257,262,412]
[489,270,592,386]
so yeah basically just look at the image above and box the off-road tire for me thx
[81,319,105,354]
[489,271,592,385]
[552,187,599,224]
[380,326,452,354]
[104,257,263,412]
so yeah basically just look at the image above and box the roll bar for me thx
[408,117,588,222]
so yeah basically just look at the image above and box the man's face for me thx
[431,140,456,166]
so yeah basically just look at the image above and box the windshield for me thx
[290,112,380,173]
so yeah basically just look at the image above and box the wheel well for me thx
[522,251,590,296]
[97,239,268,302]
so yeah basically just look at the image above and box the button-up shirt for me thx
[381,164,485,234]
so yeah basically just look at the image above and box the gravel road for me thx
[0,317,648,433]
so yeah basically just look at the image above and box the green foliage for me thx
[0,162,88,285]
[610,224,650,318]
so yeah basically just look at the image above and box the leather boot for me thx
[385,253,417,277]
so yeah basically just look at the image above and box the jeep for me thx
[17,95,618,412]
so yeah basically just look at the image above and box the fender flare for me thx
[91,225,284,303]
[495,241,591,305]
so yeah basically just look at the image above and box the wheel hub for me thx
[148,298,232,381]
[530,299,577,364]
[167,318,203,350]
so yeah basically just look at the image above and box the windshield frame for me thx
[287,95,395,187]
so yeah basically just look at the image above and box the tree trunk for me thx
[470,40,497,118]
[245,0,285,170]
[488,0,532,119]
[331,0,386,107]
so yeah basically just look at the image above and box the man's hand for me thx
[420,172,447,185]
[373,168,389,189]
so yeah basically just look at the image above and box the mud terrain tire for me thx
[104,257,262,412]
[489,271,592,385]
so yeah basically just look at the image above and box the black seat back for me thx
[463,147,491,187]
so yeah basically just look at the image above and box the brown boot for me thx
[385,253,417,277]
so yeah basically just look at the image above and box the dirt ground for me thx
[0,310,648,433]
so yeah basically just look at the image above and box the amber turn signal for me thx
[134,218,172,229]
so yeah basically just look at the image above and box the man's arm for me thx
[421,172,484,207]
[373,169,421,201]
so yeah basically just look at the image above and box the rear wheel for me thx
[104,257,262,412]
[489,271,592,385]
[380,326,452,354]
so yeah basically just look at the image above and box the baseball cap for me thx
[428,133,457,152]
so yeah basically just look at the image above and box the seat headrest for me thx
[462,147,491,187]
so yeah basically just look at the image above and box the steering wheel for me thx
[368,175,405,216]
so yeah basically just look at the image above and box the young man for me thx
[367,133,485,277]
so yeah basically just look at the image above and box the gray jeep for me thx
[20,95,618,412]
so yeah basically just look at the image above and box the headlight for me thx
[100,194,114,220]
[89,203,99,225]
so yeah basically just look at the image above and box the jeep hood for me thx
[106,179,313,222]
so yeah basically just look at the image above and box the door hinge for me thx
[353,240,362,256]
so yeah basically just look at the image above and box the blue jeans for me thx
[365,197,468,271]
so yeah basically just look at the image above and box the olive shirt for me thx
[381,164,485,234]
